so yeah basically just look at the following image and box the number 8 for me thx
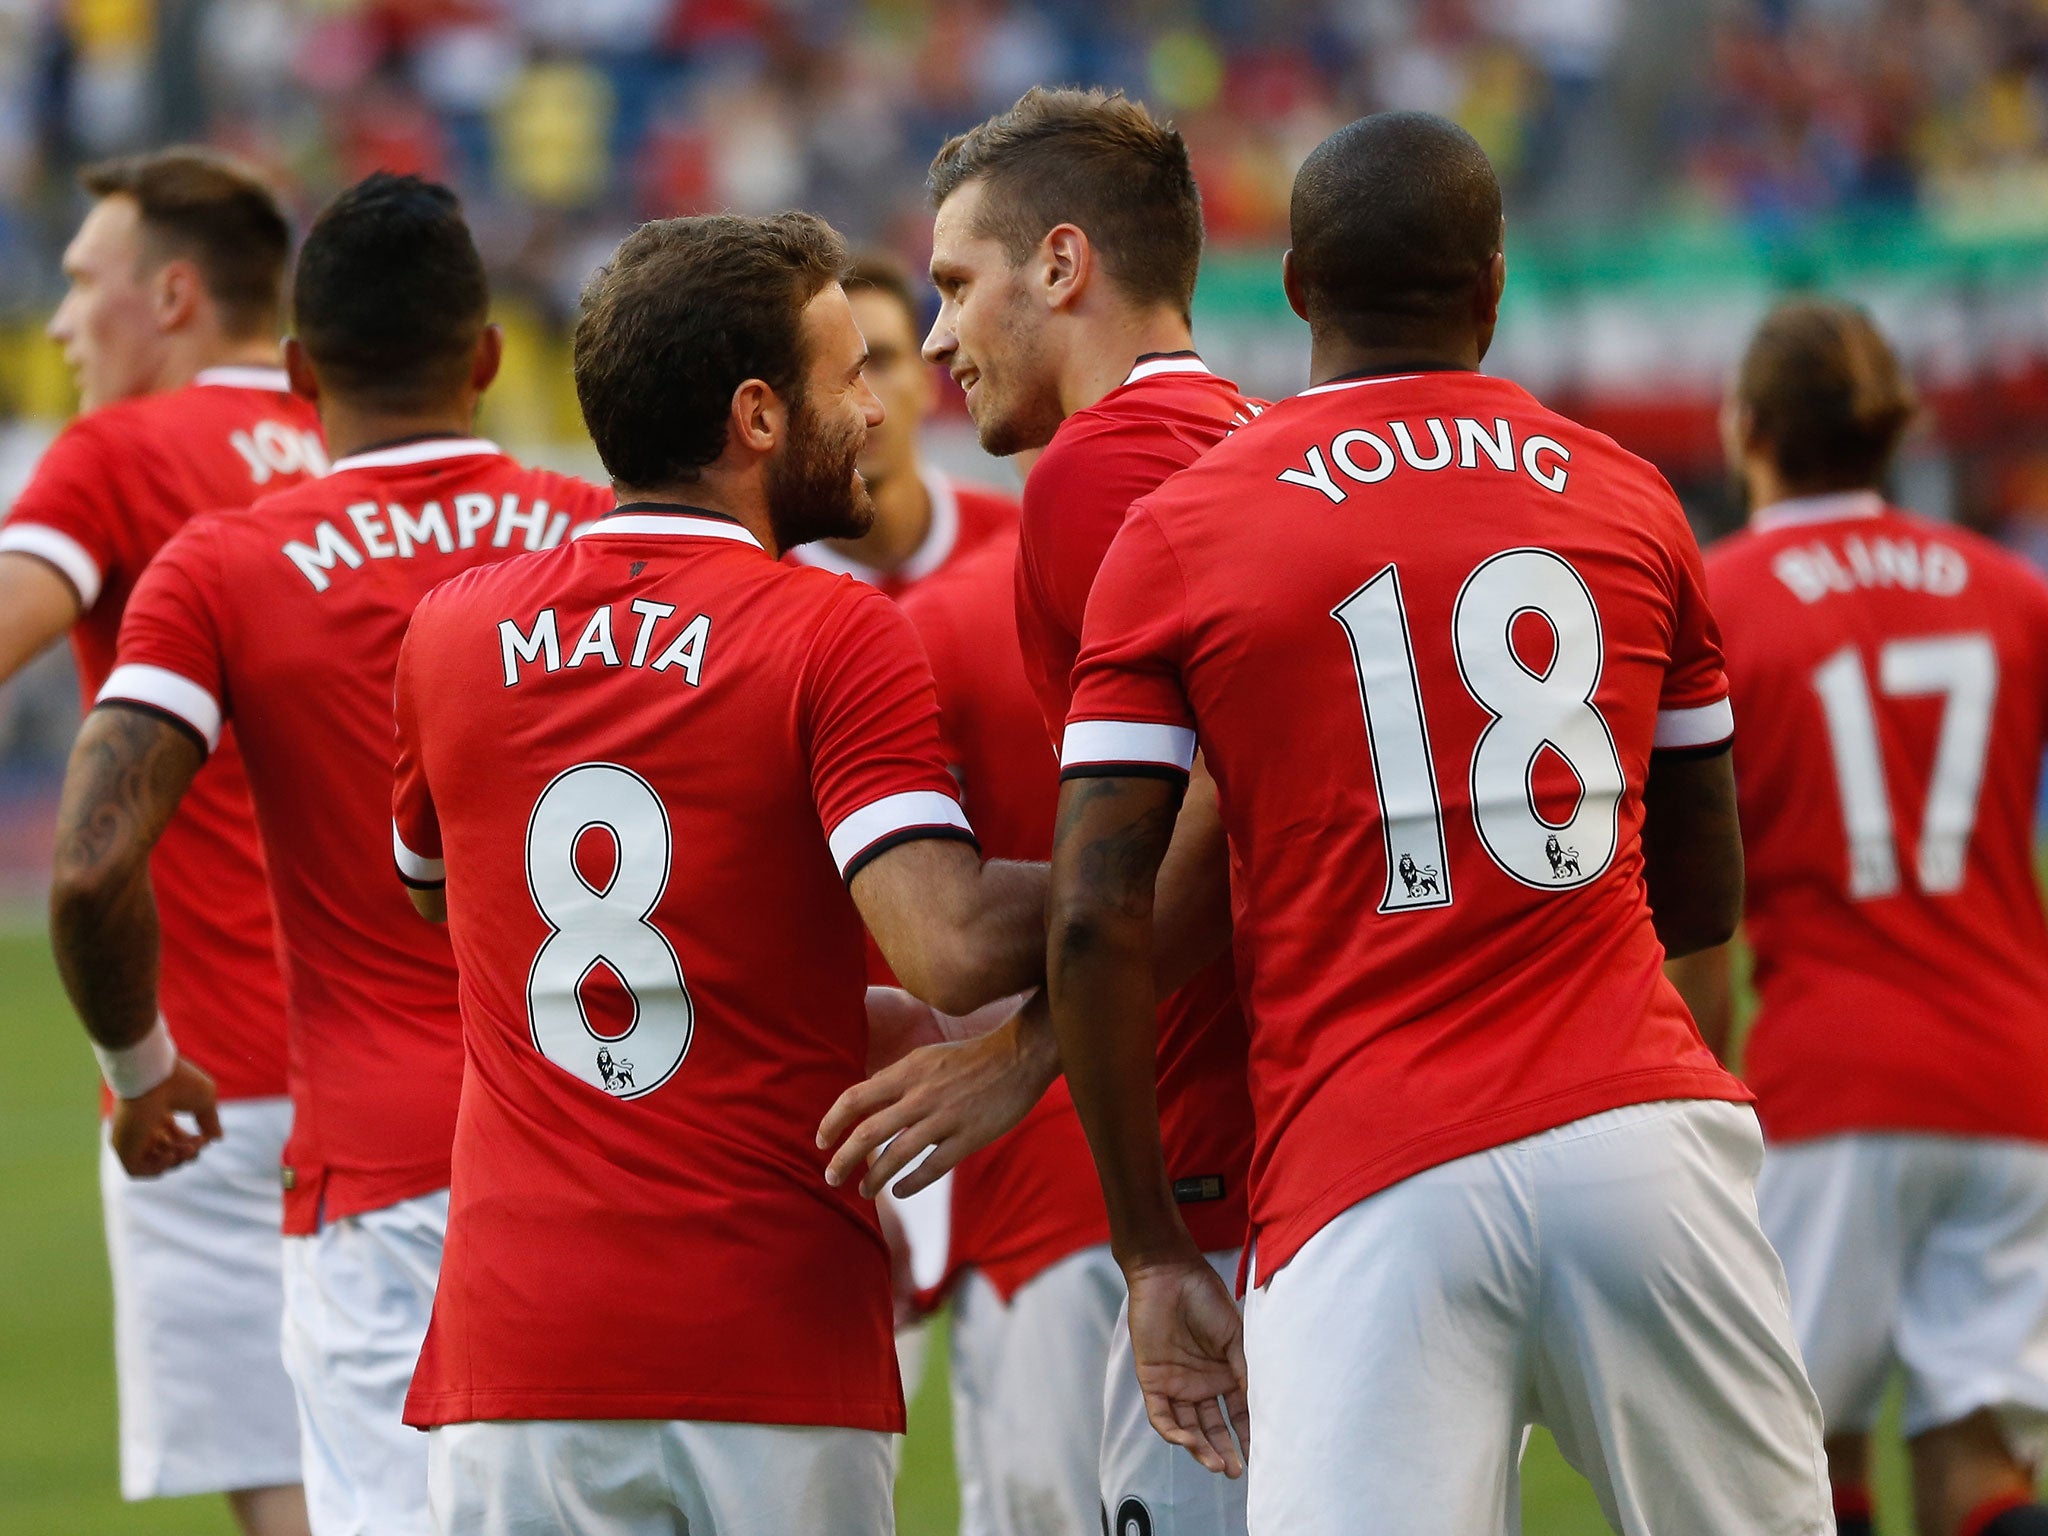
[525,762,694,1098]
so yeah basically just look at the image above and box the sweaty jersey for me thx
[1064,368,1749,1282]
[1705,493,2048,1145]
[900,535,1110,1301]
[101,437,607,1232]
[0,367,322,1101]
[393,504,975,1432]
[788,467,1018,600]
[1019,352,1258,1253]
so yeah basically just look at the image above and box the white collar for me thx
[1753,490,1886,532]
[789,465,959,584]
[1297,372,1426,398]
[193,365,292,393]
[327,437,502,475]
[1123,354,1211,386]
[575,510,764,551]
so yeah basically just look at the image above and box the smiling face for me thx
[921,178,1065,458]
[766,282,887,551]
[47,195,172,411]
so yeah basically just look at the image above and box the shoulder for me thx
[516,465,613,515]
[901,534,1013,629]
[946,477,1021,527]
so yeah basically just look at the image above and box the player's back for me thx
[1706,496,2048,1143]
[4,367,322,1100]
[394,506,969,1432]
[1068,369,1746,1278]
[107,436,608,1228]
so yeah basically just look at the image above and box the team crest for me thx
[1544,834,1581,879]
[1397,852,1442,897]
[595,1046,637,1095]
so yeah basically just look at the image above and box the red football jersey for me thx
[1705,493,2048,1144]
[100,438,608,1232]
[0,367,323,1101]
[1064,369,1750,1283]
[392,504,976,1431]
[899,535,1111,1301]
[1018,352,1258,1254]
[788,468,1018,600]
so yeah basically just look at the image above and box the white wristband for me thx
[92,1018,178,1100]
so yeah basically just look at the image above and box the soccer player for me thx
[1,149,313,1536]
[917,86,1256,1536]
[900,534,1118,1534]
[789,254,1017,596]
[47,171,608,1536]
[1670,300,2048,1536]
[1049,112,1832,1535]
[387,210,1049,1535]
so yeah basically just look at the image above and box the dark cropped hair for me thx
[1289,112,1503,349]
[573,212,849,489]
[81,149,290,340]
[1737,299,1916,495]
[292,173,488,411]
[843,251,923,336]
[929,87,1202,320]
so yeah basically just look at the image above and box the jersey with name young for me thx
[1018,353,1259,1254]
[1705,495,2048,1145]
[900,535,1110,1302]
[100,438,608,1233]
[787,466,1019,601]
[1064,368,1750,1283]
[0,368,323,1102]
[393,506,973,1431]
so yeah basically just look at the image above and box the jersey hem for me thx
[1252,1068,1750,1284]
[402,1389,906,1435]
[840,824,978,884]
[1058,761,1192,785]
[93,698,212,759]
[1650,736,1734,760]
[281,1165,453,1236]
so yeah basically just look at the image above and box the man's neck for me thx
[613,477,776,556]
[321,405,480,465]
[1056,307,1200,420]
[1306,337,1480,388]
[821,465,931,574]
[151,330,285,395]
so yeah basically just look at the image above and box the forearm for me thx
[1666,945,1736,1062]
[50,856,162,1051]
[854,842,1049,1017]
[1150,760,1231,998]
[951,858,1051,1006]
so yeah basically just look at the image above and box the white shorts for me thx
[281,1189,447,1536]
[428,1417,896,1535]
[1101,1246,1250,1536]
[1758,1132,2048,1458]
[1243,1100,1831,1536]
[100,1094,300,1501]
[951,1244,1123,1536]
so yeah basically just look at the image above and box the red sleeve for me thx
[1654,500,1735,753]
[0,417,128,610]
[802,587,976,880]
[96,522,231,755]
[1060,508,1197,781]
[391,598,445,890]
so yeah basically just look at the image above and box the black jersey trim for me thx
[92,698,211,760]
[841,824,980,885]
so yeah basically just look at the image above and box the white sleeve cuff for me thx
[1654,697,1735,749]
[0,522,104,609]
[98,664,224,752]
[393,824,446,886]
[1059,719,1197,774]
[92,1017,178,1100]
[828,790,973,878]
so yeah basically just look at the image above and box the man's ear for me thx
[152,259,204,336]
[469,324,503,394]
[1281,249,1309,324]
[729,377,783,456]
[283,336,319,404]
[1477,249,1506,331]
[1041,223,1091,314]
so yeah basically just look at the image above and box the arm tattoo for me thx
[1057,778,1181,921]
[49,706,203,1050]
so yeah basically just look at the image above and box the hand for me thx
[864,987,946,1073]
[1124,1254,1250,1478]
[108,1055,222,1178]
[819,1000,1058,1199]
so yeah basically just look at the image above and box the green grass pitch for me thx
[0,925,1915,1534]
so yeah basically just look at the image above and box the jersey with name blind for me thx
[900,535,1110,1302]
[1705,494,2048,1146]
[1018,352,1258,1254]
[100,438,607,1234]
[391,505,973,1431]
[787,467,1018,601]
[1063,369,1750,1283]
[0,367,322,1102]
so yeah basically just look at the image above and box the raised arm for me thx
[1642,748,1743,958]
[49,703,222,1175]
